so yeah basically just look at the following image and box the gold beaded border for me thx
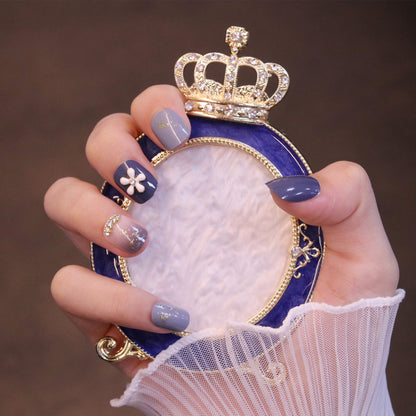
[119,136,301,326]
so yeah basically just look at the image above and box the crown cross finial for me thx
[225,26,249,55]
[174,26,289,124]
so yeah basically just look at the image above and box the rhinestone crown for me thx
[174,26,289,124]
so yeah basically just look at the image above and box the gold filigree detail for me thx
[96,336,150,362]
[175,26,289,124]
[291,223,321,279]
[241,359,287,386]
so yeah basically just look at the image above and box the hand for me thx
[45,84,399,379]
[44,85,192,377]
[267,162,399,305]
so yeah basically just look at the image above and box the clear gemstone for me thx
[231,32,242,41]
[198,82,206,91]
[250,58,257,65]
[176,62,184,70]
[224,92,232,101]
[230,55,237,64]
[292,247,303,257]
[247,109,257,119]
[184,100,194,111]
[210,53,217,60]
[226,73,234,81]
[204,103,214,113]
[197,64,204,72]
[225,104,234,116]
[188,54,195,60]
[177,80,184,88]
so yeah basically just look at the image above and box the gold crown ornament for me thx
[174,26,290,124]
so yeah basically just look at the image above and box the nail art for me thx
[114,160,157,204]
[151,301,190,332]
[103,214,148,254]
[151,109,190,150]
[266,175,320,202]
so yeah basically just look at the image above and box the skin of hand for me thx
[44,85,399,378]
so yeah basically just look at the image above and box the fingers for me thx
[131,84,190,150]
[86,86,190,204]
[44,177,148,257]
[86,113,159,205]
[268,162,385,250]
[267,161,399,298]
[51,265,190,334]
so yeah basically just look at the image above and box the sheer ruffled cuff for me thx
[112,289,405,416]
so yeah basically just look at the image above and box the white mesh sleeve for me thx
[111,289,404,415]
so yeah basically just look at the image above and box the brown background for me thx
[1,1,415,415]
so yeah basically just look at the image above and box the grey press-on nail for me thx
[266,175,320,202]
[103,214,148,254]
[151,302,190,332]
[151,109,190,150]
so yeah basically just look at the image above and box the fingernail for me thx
[114,160,157,204]
[103,214,147,254]
[151,109,190,150]
[151,301,190,332]
[266,175,320,202]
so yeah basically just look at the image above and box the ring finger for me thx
[44,177,148,257]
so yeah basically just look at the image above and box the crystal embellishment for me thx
[174,26,289,124]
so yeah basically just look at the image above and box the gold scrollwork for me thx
[292,223,321,279]
[241,359,287,386]
[96,336,150,362]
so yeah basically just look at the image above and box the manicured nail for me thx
[151,301,190,332]
[114,160,157,204]
[266,175,320,202]
[103,214,147,254]
[151,109,190,150]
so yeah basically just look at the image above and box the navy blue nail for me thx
[151,302,190,332]
[266,175,320,202]
[114,160,157,204]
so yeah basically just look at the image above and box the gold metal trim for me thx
[119,136,310,327]
[96,336,151,362]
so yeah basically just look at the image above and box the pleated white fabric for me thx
[112,289,404,416]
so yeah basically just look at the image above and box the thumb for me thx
[267,161,398,300]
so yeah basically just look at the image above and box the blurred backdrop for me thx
[1,1,415,415]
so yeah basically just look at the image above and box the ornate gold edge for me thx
[96,336,151,362]
[119,135,310,327]
[263,121,312,175]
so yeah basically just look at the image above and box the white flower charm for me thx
[119,167,146,196]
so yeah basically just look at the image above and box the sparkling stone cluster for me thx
[103,214,121,237]
[184,99,269,123]
[174,26,290,123]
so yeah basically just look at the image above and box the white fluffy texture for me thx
[112,290,405,416]
[128,145,292,330]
